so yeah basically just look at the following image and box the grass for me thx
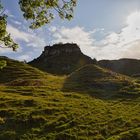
[0,58,140,140]
[0,57,65,88]
[0,86,140,140]
[63,64,140,99]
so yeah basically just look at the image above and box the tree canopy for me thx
[0,2,18,51]
[19,0,77,29]
[0,0,77,50]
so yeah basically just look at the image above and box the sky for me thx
[1,0,140,61]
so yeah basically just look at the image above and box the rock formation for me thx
[29,43,95,75]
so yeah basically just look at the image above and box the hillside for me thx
[29,43,95,75]
[0,86,140,140]
[98,58,140,76]
[0,56,64,87]
[63,64,140,99]
[0,57,140,139]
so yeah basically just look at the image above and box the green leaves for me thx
[0,1,18,51]
[19,0,77,29]
[0,60,6,69]
[0,0,77,52]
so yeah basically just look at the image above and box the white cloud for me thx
[49,26,57,33]
[51,11,140,59]
[7,25,30,42]
[94,11,140,60]
[1,11,140,61]
[5,10,15,18]
[7,25,46,48]
[0,24,47,61]
[0,47,12,54]
[14,21,22,25]
[51,26,95,57]
[17,54,31,61]
[50,11,140,60]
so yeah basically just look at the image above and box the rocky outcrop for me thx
[29,43,95,75]
[41,43,81,57]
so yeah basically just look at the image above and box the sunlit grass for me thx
[0,58,140,139]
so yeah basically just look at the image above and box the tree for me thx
[0,0,77,49]
[0,0,77,69]
[19,0,77,29]
[0,2,18,51]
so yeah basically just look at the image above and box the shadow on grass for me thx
[62,74,140,100]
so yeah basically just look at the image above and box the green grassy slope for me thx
[0,86,140,140]
[0,58,140,140]
[0,57,64,88]
[63,64,140,99]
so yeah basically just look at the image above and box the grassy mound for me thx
[63,64,140,98]
[0,57,46,83]
[0,57,64,87]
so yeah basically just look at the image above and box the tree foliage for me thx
[0,0,77,49]
[0,1,18,51]
[0,0,77,69]
[19,0,77,29]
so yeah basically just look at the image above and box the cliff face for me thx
[29,43,94,75]
[41,43,81,57]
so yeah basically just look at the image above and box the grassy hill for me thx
[0,57,140,140]
[0,56,64,88]
[63,64,140,99]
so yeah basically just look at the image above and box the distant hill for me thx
[29,43,140,77]
[98,58,140,76]
[29,43,95,75]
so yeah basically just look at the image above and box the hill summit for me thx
[62,64,135,97]
[29,43,95,75]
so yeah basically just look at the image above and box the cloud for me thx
[7,25,46,48]
[50,11,140,60]
[1,11,140,61]
[0,47,12,54]
[49,26,57,33]
[0,24,47,61]
[14,21,22,25]
[17,54,32,61]
[7,25,30,42]
[5,10,15,18]
[51,26,95,57]
[94,11,140,60]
